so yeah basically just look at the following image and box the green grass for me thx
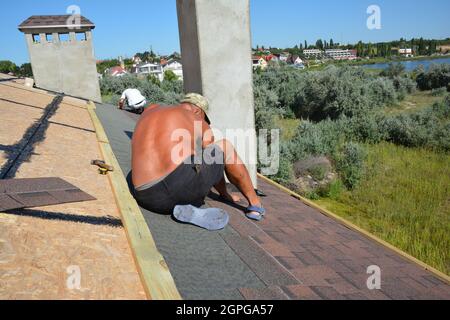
[385,90,447,115]
[316,142,450,274]
[274,117,301,142]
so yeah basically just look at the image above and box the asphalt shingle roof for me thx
[18,15,95,31]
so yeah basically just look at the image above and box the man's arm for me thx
[118,91,126,109]
[202,121,214,148]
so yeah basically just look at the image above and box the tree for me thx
[356,41,364,57]
[96,59,120,74]
[18,63,33,77]
[428,40,437,55]
[0,60,17,74]
[418,38,426,55]
[164,70,178,82]
[380,63,405,78]
[316,39,324,50]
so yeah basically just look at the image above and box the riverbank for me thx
[348,54,450,66]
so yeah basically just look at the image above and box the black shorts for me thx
[131,145,225,215]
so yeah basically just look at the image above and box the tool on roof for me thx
[91,160,114,175]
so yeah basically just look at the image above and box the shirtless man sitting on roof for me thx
[131,93,265,221]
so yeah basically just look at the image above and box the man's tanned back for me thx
[131,104,209,188]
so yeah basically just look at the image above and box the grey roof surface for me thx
[18,15,95,31]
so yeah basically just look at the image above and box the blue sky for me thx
[1,0,449,65]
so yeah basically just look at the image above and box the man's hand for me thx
[118,99,124,109]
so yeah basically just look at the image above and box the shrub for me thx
[318,179,344,200]
[392,76,416,100]
[431,87,447,96]
[269,147,295,185]
[347,113,387,144]
[334,142,367,189]
[380,63,406,78]
[253,84,283,130]
[366,77,398,107]
[287,120,345,160]
[416,64,450,90]
[308,165,327,181]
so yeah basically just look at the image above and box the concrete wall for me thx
[24,30,101,102]
[177,0,257,186]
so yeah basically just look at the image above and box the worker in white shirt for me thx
[118,88,147,114]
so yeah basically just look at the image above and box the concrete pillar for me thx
[176,0,257,186]
[39,33,46,44]
[52,33,59,44]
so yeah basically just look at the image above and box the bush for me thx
[381,96,450,150]
[308,165,327,181]
[254,84,283,130]
[416,64,450,90]
[318,179,344,200]
[347,113,387,144]
[334,142,367,189]
[380,63,406,78]
[431,87,447,96]
[366,77,398,107]
[392,76,416,100]
[269,146,295,185]
[287,119,346,161]
[253,65,411,122]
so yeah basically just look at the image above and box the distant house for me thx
[132,55,142,65]
[303,49,324,59]
[287,55,304,65]
[279,52,290,62]
[107,66,128,77]
[136,63,164,81]
[264,54,279,63]
[162,59,183,80]
[325,49,357,60]
[398,48,414,57]
[252,56,268,70]
[437,45,450,54]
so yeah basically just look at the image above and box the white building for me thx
[398,48,413,57]
[279,52,290,62]
[252,56,268,70]
[136,63,164,81]
[303,49,323,58]
[325,49,357,60]
[107,66,128,77]
[162,59,183,80]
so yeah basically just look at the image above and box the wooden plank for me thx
[257,173,450,284]
[87,101,181,300]
[87,104,109,144]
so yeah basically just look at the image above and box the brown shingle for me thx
[18,15,95,31]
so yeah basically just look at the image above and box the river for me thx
[362,57,450,71]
